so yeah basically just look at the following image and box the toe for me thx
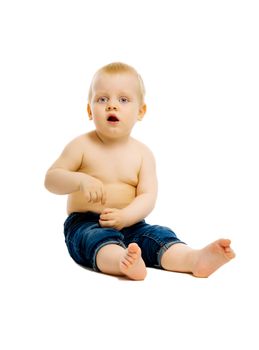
[125,255,134,264]
[128,243,140,254]
[219,238,231,247]
[227,250,236,259]
[121,259,130,268]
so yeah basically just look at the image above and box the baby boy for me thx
[45,62,235,280]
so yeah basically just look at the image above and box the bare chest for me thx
[79,148,141,186]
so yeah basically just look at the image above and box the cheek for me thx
[92,105,105,118]
[92,104,102,113]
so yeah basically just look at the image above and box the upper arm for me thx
[137,145,158,199]
[47,136,84,172]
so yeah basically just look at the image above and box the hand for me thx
[79,174,106,204]
[99,208,128,231]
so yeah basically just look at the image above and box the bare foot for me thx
[192,239,235,277]
[119,243,147,280]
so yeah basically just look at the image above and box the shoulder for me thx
[130,137,156,162]
[56,133,94,162]
[48,133,94,171]
[64,132,93,149]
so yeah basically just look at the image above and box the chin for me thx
[105,130,130,138]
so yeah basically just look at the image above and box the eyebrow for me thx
[94,91,134,98]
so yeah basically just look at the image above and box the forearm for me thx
[122,193,156,226]
[44,168,84,194]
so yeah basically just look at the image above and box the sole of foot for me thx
[119,243,147,281]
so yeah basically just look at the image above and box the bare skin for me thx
[160,238,235,278]
[45,69,235,280]
[96,239,235,280]
[96,243,147,280]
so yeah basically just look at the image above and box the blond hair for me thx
[88,62,145,104]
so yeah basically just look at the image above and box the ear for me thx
[138,104,147,121]
[87,103,93,120]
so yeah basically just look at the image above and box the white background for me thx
[1,0,258,349]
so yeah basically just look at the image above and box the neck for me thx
[94,130,130,147]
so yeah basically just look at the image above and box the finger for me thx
[86,192,92,202]
[99,220,111,228]
[90,191,96,203]
[92,191,99,203]
[102,208,113,214]
[99,219,105,227]
[100,213,114,221]
[96,190,102,203]
[99,214,108,221]
[101,188,107,205]
[84,191,90,202]
[99,219,115,228]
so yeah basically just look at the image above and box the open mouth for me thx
[107,115,119,122]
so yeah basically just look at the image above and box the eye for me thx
[119,96,129,103]
[97,96,109,103]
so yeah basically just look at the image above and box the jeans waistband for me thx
[64,211,100,230]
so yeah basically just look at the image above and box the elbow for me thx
[44,172,52,192]
[44,169,58,193]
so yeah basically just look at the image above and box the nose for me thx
[105,104,118,111]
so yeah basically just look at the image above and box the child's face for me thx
[87,72,146,141]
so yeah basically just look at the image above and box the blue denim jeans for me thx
[64,211,185,271]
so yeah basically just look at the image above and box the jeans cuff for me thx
[156,241,186,269]
[93,240,127,272]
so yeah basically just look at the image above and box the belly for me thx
[67,183,136,214]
